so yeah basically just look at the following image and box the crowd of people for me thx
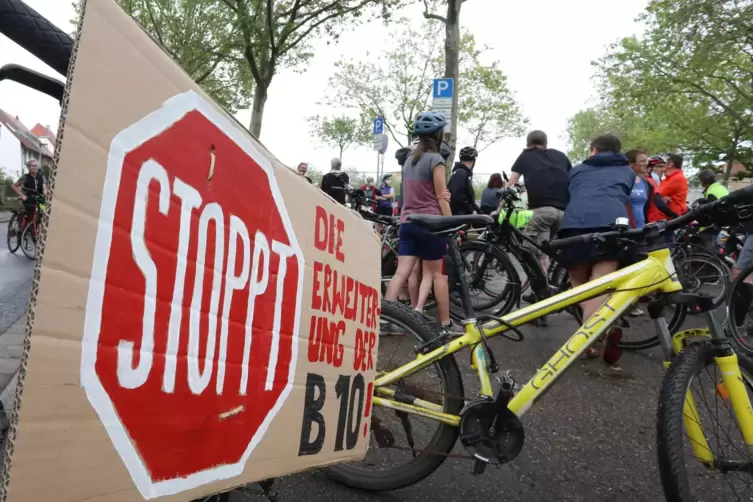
[292,110,745,366]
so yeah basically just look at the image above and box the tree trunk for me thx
[249,84,268,138]
[339,144,344,160]
[724,141,740,183]
[443,0,462,176]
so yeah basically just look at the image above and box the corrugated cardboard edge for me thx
[0,1,85,499]
[0,1,380,499]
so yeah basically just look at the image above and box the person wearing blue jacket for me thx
[557,134,634,364]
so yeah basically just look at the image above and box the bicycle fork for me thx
[652,295,753,466]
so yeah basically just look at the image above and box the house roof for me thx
[0,109,54,158]
[30,123,56,143]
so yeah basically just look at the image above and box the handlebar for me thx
[546,185,750,250]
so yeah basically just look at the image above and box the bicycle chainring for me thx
[459,399,524,465]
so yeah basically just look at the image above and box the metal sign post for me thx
[373,117,384,180]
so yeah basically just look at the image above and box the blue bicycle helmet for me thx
[412,111,448,135]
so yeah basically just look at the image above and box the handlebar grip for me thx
[546,233,593,250]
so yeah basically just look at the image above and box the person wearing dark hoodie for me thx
[557,134,634,364]
[447,146,481,215]
[320,157,350,205]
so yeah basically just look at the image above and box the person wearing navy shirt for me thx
[376,174,395,216]
[557,134,634,364]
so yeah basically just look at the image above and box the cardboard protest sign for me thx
[1,0,380,500]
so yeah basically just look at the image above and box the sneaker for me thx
[522,293,538,305]
[603,328,623,366]
[440,320,465,338]
[379,321,403,336]
[628,307,644,317]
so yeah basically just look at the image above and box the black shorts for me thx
[555,227,625,269]
[376,206,393,216]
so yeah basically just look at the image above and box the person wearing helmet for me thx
[376,174,395,216]
[646,155,665,185]
[447,146,481,215]
[384,111,456,335]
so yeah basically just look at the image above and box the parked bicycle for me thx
[325,185,753,501]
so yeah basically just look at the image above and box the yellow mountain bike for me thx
[325,188,753,501]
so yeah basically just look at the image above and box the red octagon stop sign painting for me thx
[81,91,304,499]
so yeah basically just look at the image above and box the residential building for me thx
[0,109,54,180]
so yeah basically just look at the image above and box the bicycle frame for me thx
[374,247,753,456]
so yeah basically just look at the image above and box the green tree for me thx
[323,18,526,156]
[585,0,753,179]
[72,0,253,113]
[307,114,371,159]
[219,0,406,137]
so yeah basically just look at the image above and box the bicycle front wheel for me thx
[323,300,464,491]
[657,342,753,501]
[6,214,21,254]
[727,262,753,356]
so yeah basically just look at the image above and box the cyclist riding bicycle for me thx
[13,158,47,218]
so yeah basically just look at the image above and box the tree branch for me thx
[266,0,277,55]
[422,0,447,23]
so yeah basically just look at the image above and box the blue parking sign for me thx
[432,78,454,99]
[373,117,384,135]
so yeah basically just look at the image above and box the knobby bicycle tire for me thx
[656,342,753,501]
[0,0,73,77]
[6,213,20,254]
[457,240,520,316]
[726,262,753,357]
[19,220,36,260]
[323,301,465,491]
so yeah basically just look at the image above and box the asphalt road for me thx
[232,311,712,502]
[0,223,35,334]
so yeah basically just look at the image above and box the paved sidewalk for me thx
[0,211,11,223]
[0,316,25,424]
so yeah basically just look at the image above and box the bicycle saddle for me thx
[407,214,493,232]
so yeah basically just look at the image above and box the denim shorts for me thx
[398,222,447,261]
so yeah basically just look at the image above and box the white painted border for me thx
[80,91,305,499]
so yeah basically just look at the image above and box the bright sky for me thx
[0,0,648,180]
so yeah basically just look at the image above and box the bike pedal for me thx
[472,460,487,476]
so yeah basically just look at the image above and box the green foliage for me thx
[72,0,254,112]
[222,0,407,136]
[323,18,527,151]
[569,0,753,179]
[307,115,372,159]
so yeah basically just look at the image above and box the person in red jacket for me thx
[657,154,688,216]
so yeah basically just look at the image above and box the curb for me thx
[0,212,11,224]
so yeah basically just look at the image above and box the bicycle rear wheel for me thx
[323,301,464,491]
[657,342,753,501]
